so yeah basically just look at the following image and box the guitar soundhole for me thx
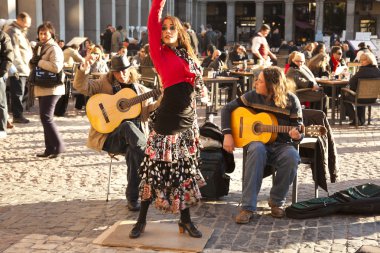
[252,122,262,135]
[118,99,130,112]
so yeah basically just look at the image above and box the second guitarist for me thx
[221,66,303,223]
[73,55,162,211]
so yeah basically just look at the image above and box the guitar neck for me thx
[126,89,160,106]
[260,124,301,134]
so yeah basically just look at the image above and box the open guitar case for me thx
[285,183,380,219]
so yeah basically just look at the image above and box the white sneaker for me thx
[0,131,7,138]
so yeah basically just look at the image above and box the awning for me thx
[278,15,314,30]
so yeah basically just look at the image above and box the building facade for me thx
[0,0,379,45]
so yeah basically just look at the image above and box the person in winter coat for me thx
[30,22,66,158]
[0,31,14,138]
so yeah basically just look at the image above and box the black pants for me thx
[38,95,65,154]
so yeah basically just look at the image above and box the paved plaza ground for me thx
[0,101,379,253]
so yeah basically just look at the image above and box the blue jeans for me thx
[0,77,7,131]
[9,76,27,118]
[38,95,65,154]
[242,141,300,211]
[102,121,146,202]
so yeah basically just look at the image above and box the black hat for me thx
[110,55,131,72]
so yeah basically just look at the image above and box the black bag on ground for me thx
[285,183,380,219]
[199,121,235,173]
[199,148,230,199]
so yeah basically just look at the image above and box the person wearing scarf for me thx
[286,51,327,113]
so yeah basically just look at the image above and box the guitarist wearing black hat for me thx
[74,55,162,211]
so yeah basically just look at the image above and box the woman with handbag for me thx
[30,21,65,158]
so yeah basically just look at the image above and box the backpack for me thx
[198,121,235,199]
[199,121,235,173]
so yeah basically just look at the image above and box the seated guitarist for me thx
[73,55,161,211]
[221,66,303,223]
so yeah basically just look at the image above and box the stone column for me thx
[83,0,100,43]
[79,0,84,37]
[17,0,42,40]
[137,0,141,28]
[199,1,207,30]
[255,0,264,33]
[345,0,355,40]
[59,0,66,41]
[226,1,235,43]
[0,0,16,19]
[100,0,115,31]
[42,0,66,40]
[64,0,83,41]
[284,0,294,42]
[126,0,130,30]
[186,0,193,23]
[116,0,126,29]
[315,0,325,41]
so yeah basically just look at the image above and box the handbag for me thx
[30,66,64,88]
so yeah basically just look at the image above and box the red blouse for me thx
[148,0,197,89]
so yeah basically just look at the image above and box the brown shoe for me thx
[268,200,285,218]
[235,209,255,224]
[7,120,14,129]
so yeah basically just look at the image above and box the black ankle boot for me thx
[129,222,146,239]
[178,221,202,238]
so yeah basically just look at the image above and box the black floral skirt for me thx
[139,122,206,213]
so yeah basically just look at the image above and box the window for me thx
[360,19,376,35]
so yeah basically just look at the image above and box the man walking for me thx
[4,12,33,124]
[0,31,14,138]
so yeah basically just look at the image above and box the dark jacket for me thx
[286,62,317,89]
[0,31,14,77]
[301,109,339,192]
[348,65,380,92]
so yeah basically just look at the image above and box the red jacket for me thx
[148,0,197,89]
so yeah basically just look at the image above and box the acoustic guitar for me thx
[231,107,327,148]
[86,88,161,134]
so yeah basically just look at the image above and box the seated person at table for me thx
[201,44,216,68]
[329,46,346,73]
[75,45,109,110]
[139,44,154,67]
[286,52,327,112]
[311,42,326,57]
[89,45,109,73]
[227,44,248,67]
[284,51,297,74]
[342,52,380,126]
[117,46,128,57]
[208,51,227,72]
[307,53,330,78]
[73,55,161,211]
[221,66,303,223]
[354,42,371,63]
[63,44,84,68]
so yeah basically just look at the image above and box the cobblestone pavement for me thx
[1,102,379,253]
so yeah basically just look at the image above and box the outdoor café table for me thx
[316,78,349,125]
[202,76,239,117]
[230,70,256,92]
